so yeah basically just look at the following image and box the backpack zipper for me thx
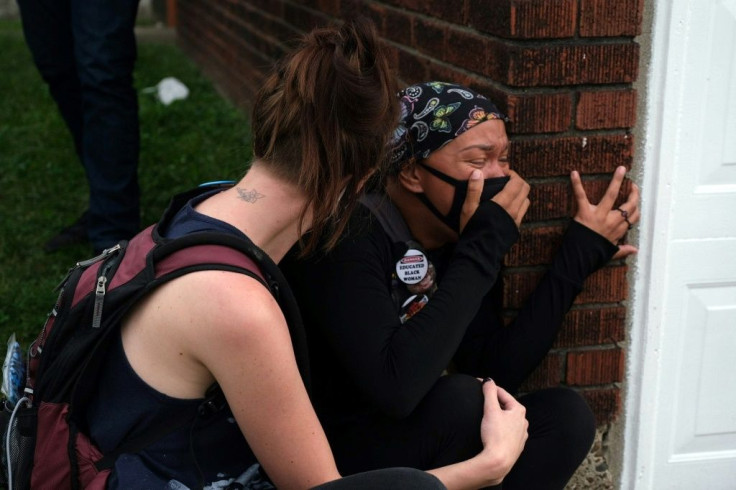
[53,244,122,292]
[91,245,122,329]
[33,244,124,357]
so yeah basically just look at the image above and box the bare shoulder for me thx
[166,269,286,339]
[122,269,290,398]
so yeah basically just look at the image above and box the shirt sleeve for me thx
[289,201,519,419]
[452,220,619,393]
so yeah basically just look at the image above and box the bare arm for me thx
[176,272,341,489]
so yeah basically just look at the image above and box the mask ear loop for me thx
[418,161,461,186]
[414,162,462,231]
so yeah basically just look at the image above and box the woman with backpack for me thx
[82,21,528,490]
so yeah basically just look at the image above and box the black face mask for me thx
[416,162,510,233]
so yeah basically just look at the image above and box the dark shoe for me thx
[44,211,90,253]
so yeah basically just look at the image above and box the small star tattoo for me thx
[236,187,265,203]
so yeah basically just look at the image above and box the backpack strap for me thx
[359,192,414,244]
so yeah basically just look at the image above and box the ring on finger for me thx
[616,207,633,229]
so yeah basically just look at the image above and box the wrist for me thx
[470,448,511,487]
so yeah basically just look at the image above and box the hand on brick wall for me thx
[571,166,640,258]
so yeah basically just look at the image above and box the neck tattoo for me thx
[236,187,265,204]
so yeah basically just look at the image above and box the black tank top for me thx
[86,190,260,489]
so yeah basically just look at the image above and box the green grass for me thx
[0,20,252,345]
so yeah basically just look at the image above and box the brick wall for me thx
[177,0,644,427]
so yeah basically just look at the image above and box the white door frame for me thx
[620,0,676,483]
[623,0,736,487]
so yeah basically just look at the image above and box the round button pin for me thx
[395,249,428,284]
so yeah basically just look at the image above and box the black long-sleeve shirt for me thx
[280,197,617,425]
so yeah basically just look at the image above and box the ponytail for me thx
[252,18,398,254]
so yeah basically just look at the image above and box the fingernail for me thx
[471,170,481,180]
[482,377,494,385]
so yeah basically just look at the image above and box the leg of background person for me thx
[17,0,83,156]
[325,374,485,475]
[311,467,446,490]
[17,0,92,252]
[71,0,141,252]
[502,388,595,490]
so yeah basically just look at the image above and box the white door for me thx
[624,0,736,489]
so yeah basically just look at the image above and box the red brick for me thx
[380,0,424,12]
[470,0,577,39]
[581,388,622,425]
[283,2,330,32]
[506,93,573,134]
[511,0,577,38]
[413,17,447,60]
[466,0,512,36]
[426,61,477,89]
[526,181,574,221]
[396,47,429,85]
[383,7,413,46]
[444,27,491,77]
[505,225,566,267]
[525,177,634,221]
[384,44,400,71]
[506,43,639,87]
[340,0,369,19]
[232,2,300,48]
[579,265,629,304]
[238,0,285,18]
[503,265,628,308]
[362,3,387,34]
[566,348,624,385]
[580,0,644,37]
[519,354,563,391]
[510,134,634,178]
[381,0,467,24]
[555,307,626,348]
[423,1,467,24]
[297,0,341,17]
[576,90,637,130]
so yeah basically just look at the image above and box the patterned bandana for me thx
[389,81,510,172]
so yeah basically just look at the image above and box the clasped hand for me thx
[477,379,528,485]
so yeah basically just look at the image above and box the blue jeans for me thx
[17,0,141,251]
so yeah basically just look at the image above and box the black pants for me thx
[313,468,445,489]
[17,0,141,250]
[326,375,595,490]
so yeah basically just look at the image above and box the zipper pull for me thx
[92,275,107,329]
[54,243,122,292]
[77,243,122,268]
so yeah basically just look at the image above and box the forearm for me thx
[453,220,617,391]
[547,220,618,285]
[427,452,507,490]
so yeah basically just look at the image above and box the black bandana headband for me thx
[389,81,510,173]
